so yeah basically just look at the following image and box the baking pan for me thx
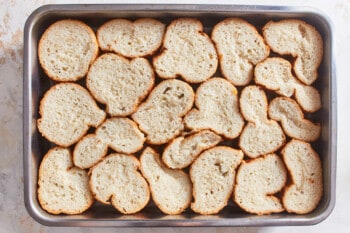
[23,4,337,227]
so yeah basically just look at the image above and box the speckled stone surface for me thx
[0,0,349,232]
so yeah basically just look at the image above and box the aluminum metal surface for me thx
[23,4,337,227]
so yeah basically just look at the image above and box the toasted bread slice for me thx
[281,140,323,214]
[132,79,194,144]
[87,53,154,116]
[37,147,93,214]
[37,83,106,147]
[184,78,244,139]
[212,18,269,86]
[38,19,98,82]
[97,18,165,58]
[263,19,323,85]
[140,147,192,214]
[234,154,287,215]
[153,18,218,83]
[190,146,243,214]
[89,153,150,214]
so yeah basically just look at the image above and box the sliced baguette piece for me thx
[239,85,285,158]
[140,147,192,214]
[38,19,98,82]
[132,79,194,144]
[190,146,243,214]
[255,57,321,112]
[89,153,150,214]
[73,117,145,169]
[268,97,321,142]
[87,53,155,116]
[211,18,270,86]
[162,130,222,169]
[97,18,165,58]
[263,19,323,85]
[153,18,218,83]
[234,154,287,215]
[184,78,244,139]
[281,139,323,214]
[37,83,106,147]
[37,147,93,214]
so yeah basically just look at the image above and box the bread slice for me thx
[211,18,269,86]
[153,18,218,83]
[140,147,192,214]
[263,19,323,85]
[190,146,243,214]
[89,153,150,214]
[37,83,106,147]
[38,19,98,82]
[281,139,323,214]
[73,117,145,169]
[255,57,321,112]
[239,85,285,158]
[184,77,244,139]
[132,79,194,144]
[234,154,287,215]
[268,97,321,142]
[87,53,154,116]
[162,130,222,169]
[97,18,165,58]
[37,147,93,214]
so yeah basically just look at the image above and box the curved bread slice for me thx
[184,78,244,139]
[97,18,165,58]
[153,18,218,83]
[73,117,145,169]
[212,18,269,86]
[234,154,287,215]
[255,57,321,112]
[37,83,106,147]
[263,19,323,85]
[268,97,321,142]
[38,19,98,82]
[89,153,150,214]
[132,79,194,144]
[37,147,93,214]
[140,147,192,214]
[162,130,222,169]
[190,146,243,214]
[87,53,154,116]
[281,140,323,214]
[239,85,285,158]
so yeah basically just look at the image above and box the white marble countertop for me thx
[1,0,349,232]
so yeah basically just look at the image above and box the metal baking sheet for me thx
[23,4,337,227]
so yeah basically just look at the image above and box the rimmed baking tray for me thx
[23,4,337,227]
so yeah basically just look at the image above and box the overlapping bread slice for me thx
[37,147,93,214]
[184,77,244,139]
[255,57,321,112]
[132,79,194,144]
[153,18,218,83]
[234,154,287,215]
[140,147,192,214]
[73,117,145,169]
[281,139,323,214]
[239,85,285,158]
[87,53,155,116]
[89,153,150,214]
[263,19,323,85]
[97,18,165,58]
[190,146,243,214]
[37,83,106,147]
[38,19,99,82]
[162,130,222,169]
[212,18,270,86]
